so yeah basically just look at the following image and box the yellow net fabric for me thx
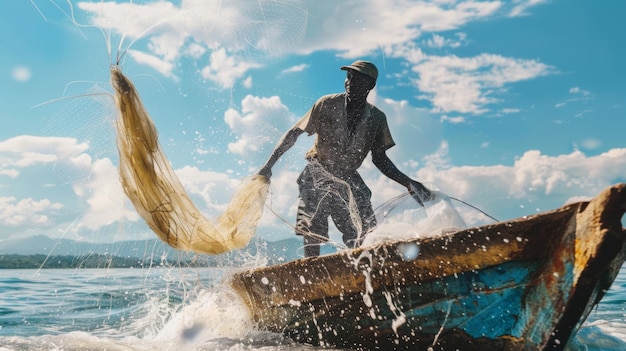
[111,67,269,255]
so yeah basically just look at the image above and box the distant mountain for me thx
[0,234,173,257]
[0,234,310,265]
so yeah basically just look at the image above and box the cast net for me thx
[111,67,269,255]
[363,190,468,248]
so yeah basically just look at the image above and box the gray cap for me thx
[340,60,378,81]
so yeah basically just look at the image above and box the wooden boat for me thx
[230,183,626,350]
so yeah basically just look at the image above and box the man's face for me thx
[344,70,373,99]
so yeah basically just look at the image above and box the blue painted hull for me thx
[231,184,626,350]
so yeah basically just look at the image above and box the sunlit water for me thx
[0,265,624,351]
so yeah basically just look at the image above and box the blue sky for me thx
[1,0,624,245]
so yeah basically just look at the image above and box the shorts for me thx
[295,160,376,247]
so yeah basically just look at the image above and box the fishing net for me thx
[111,67,269,255]
[299,160,364,236]
[362,190,468,247]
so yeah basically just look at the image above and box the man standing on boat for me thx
[258,60,432,257]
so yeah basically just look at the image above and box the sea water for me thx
[0,266,624,351]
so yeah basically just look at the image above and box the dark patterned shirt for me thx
[295,93,395,173]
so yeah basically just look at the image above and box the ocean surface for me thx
[0,265,625,351]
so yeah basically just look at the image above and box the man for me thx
[258,60,431,257]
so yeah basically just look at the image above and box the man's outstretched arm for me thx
[371,149,432,203]
[257,126,304,178]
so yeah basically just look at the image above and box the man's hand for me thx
[408,180,433,206]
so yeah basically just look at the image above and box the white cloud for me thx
[72,157,134,231]
[509,0,548,17]
[77,0,510,61]
[12,65,32,82]
[0,135,128,236]
[569,86,592,96]
[500,108,520,114]
[77,1,180,42]
[78,0,307,79]
[175,166,241,214]
[424,33,465,49]
[127,49,177,79]
[280,64,310,75]
[0,169,19,178]
[556,86,594,108]
[574,109,593,118]
[185,42,206,59]
[296,1,503,58]
[576,138,602,150]
[224,95,293,156]
[75,0,555,117]
[440,115,466,124]
[0,197,63,227]
[77,0,547,90]
[201,48,262,89]
[0,135,90,176]
[411,147,626,221]
[242,76,253,89]
[396,51,553,114]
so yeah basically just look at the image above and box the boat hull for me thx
[231,184,626,350]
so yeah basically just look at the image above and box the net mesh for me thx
[111,67,269,255]
[363,190,469,247]
[304,160,363,239]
